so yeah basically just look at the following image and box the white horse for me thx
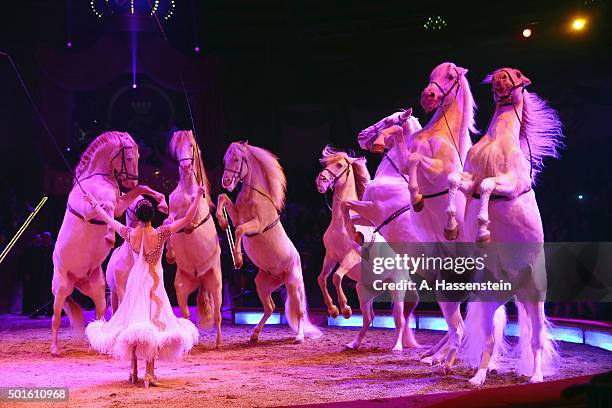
[382,62,478,370]
[216,142,321,343]
[340,108,422,349]
[445,68,562,385]
[51,131,167,355]
[166,130,223,347]
[316,146,416,351]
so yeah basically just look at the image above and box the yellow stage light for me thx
[571,18,586,31]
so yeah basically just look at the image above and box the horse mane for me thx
[74,131,132,182]
[520,90,564,183]
[242,143,287,211]
[458,74,478,162]
[170,130,213,206]
[320,145,371,199]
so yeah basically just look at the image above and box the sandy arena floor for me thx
[0,314,610,408]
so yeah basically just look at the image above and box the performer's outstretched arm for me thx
[166,185,204,233]
[84,192,125,233]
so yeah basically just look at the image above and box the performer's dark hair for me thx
[135,196,156,223]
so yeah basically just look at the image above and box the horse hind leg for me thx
[250,270,278,343]
[175,268,198,319]
[345,283,373,350]
[445,172,462,240]
[317,255,339,318]
[51,270,78,356]
[203,263,223,348]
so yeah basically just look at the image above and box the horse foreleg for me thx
[476,178,495,245]
[332,252,360,319]
[215,194,238,230]
[345,282,373,350]
[341,200,375,243]
[174,268,198,319]
[523,301,546,383]
[408,153,424,212]
[317,254,339,318]
[250,270,278,343]
[445,172,474,240]
[233,218,261,269]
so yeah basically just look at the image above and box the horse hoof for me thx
[529,374,543,383]
[50,345,60,357]
[444,226,459,241]
[371,144,385,154]
[341,306,352,319]
[166,253,176,264]
[420,356,434,365]
[329,306,340,319]
[476,233,491,247]
[249,336,259,344]
[353,232,365,246]
[391,345,403,353]
[344,342,358,350]
[234,253,244,269]
[413,198,424,212]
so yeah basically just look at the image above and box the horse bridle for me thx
[428,67,461,111]
[223,154,280,213]
[318,159,351,193]
[363,111,411,151]
[489,69,533,181]
[493,69,526,105]
[111,139,138,188]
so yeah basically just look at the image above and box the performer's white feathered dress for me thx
[86,225,198,361]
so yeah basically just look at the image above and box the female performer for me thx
[84,185,204,387]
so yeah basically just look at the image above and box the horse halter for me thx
[428,67,461,111]
[363,111,411,151]
[492,69,525,105]
[111,139,138,187]
[223,155,247,184]
[318,159,351,192]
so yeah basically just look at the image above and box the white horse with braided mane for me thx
[51,131,167,355]
[165,130,223,347]
[316,146,414,351]
[445,67,562,385]
[217,141,321,343]
[340,108,422,350]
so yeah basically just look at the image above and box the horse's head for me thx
[485,67,532,106]
[358,108,413,153]
[170,130,198,176]
[222,141,248,191]
[111,133,139,190]
[316,146,352,193]
[421,62,468,112]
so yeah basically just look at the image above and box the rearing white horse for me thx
[217,142,321,343]
[445,67,562,385]
[51,131,166,355]
[166,130,223,347]
[340,109,422,350]
[388,62,477,370]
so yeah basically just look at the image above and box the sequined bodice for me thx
[120,225,172,265]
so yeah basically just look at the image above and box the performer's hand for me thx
[83,192,99,207]
[196,185,205,197]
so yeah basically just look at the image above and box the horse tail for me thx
[196,284,214,329]
[515,300,559,376]
[285,282,322,339]
[64,296,85,337]
[462,302,507,369]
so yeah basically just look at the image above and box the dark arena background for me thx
[0,1,611,407]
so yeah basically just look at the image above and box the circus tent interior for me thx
[0,1,610,407]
